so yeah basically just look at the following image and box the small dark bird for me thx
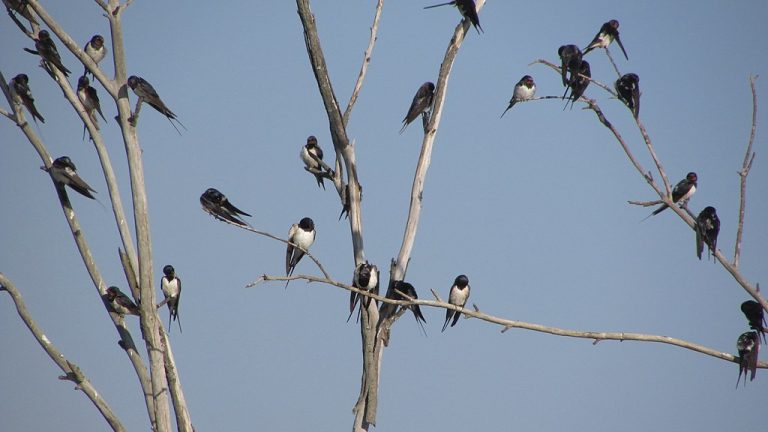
[33,30,71,76]
[379,280,427,335]
[105,286,139,316]
[501,75,535,117]
[160,264,182,333]
[695,206,720,260]
[442,274,470,332]
[49,156,97,199]
[563,60,591,109]
[199,188,251,227]
[127,75,185,133]
[83,35,107,75]
[736,331,759,388]
[348,261,380,322]
[583,19,628,60]
[741,300,766,343]
[615,73,640,118]
[400,82,435,134]
[424,0,483,34]
[300,136,330,189]
[286,217,316,278]
[648,172,697,217]
[557,45,583,87]
[3,0,38,25]
[77,75,106,130]
[10,73,44,123]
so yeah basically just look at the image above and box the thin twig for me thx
[734,75,759,267]
[532,59,617,97]
[343,0,383,126]
[604,47,621,78]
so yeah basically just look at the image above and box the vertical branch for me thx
[160,328,193,432]
[342,0,383,127]
[733,75,758,267]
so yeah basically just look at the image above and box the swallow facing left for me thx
[160,264,182,333]
[557,45,583,87]
[648,172,697,217]
[741,300,766,343]
[49,156,97,199]
[200,188,252,227]
[300,136,330,190]
[348,261,380,322]
[695,206,720,260]
[31,30,71,77]
[286,217,316,280]
[77,75,106,130]
[563,60,591,109]
[10,73,44,123]
[583,19,628,60]
[400,82,435,134]
[424,0,483,34]
[83,35,107,75]
[615,73,640,118]
[501,75,535,117]
[736,331,759,388]
[127,75,186,134]
[105,286,139,316]
[379,280,427,335]
[442,274,470,332]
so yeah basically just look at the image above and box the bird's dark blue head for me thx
[426,82,435,92]
[53,156,75,170]
[454,274,469,288]
[608,19,620,30]
[306,135,318,146]
[686,172,698,183]
[14,73,29,83]
[91,34,104,48]
[78,75,90,89]
[299,217,314,230]
[127,76,139,89]
[105,286,119,300]
[163,265,175,277]
[702,206,716,216]
[38,29,50,39]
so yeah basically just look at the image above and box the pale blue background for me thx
[1,1,766,431]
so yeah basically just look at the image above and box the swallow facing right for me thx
[583,19,628,60]
[736,331,759,388]
[741,300,766,343]
[160,264,182,333]
[127,75,185,133]
[77,75,106,130]
[286,217,316,278]
[501,75,535,117]
[442,274,470,332]
[563,60,591,109]
[348,261,380,322]
[557,45,582,87]
[49,156,97,199]
[83,35,107,75]
[400,82,435,134]
[32,30,71,77]
[378,280,427,335]
[300,136,331,190]
[105,286,139,316]
[647,172,697,217]
[695,206,720,260]
[424,0,483,34]
[10,73,44,123]
[615,73,640,118]
[3,0,38,25]
[200,188,252,227]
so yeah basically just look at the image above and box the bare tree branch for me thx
[734,75,759,267]
[604,46,622,78]
[343,0,383,126]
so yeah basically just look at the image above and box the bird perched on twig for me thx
[563,60,590,109]
[583,19,628,60]
[26,30,71,77]
[48,156,97,200]
[285,217,316,287]
[424,0,483,34]
[83,35,107,76]
[501,75,535,117]
[10,73,44,124]
[77,75,106,132]
[160,265,182,333]
[736,331,759,388]
[400,82,435,134]
[300,136,332,190]
[105,286,139,316]
[557,45,582,88]
[442,274,470,332]
[615,73,640,118]
[200,188,251,227]
[695,206,719,260]
[646,172,697,218]
[378,280,427,336]
[348,261,379,322]
[127,75,186,134]
[741,300,766,343]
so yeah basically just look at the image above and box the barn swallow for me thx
[379,280,427,335]
[648,172,697,217]
[83,35,107,75]
[105,286,139,316]
[160,264,182,333]
[348,261,380,322]
[286,217,316,279]
[695,206,720,260]
[563,60,590,109]
[741,300,767,343]
[501,75,535,117]
[615,73,640,118]
[10,73,44,123]
[400,82,435,134]
[77,75,106,130]
[557,45,582,87]
[199,188,251,227]
[3,0,38,25]
[736,331,759,388]
[424,0,483,34]
[49,156,97,199]
[442,274,470,332]
[127,75,185,134]
[300,135,329,190]
[583,19,628,60]
[32,30,71,77]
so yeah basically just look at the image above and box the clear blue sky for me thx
[1,1,766,431]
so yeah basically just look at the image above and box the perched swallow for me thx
[49,156,97,199]
[442,274,470,332]
[615,73,640,118]
[77,75,106,130]
[33,30,71,77]
[300,136,329,189]
[3,0,37,27]
[382,280,427,334]
[648,172,697,217]
[199,188,251,227]
[400,82,435,134]
[424,0,483,34]
[583,19,628,60]
[557,45,583,87]
[741,300,767,343]
[501,75,535,117]
[736,331,759,388]
[563,60,590,109]
[83,35,107,75]
[695,206,720,260]
[127,75,185,133]
[348,261,380,322]
[160,264,182,333]
[286,217,316,278]
[105,286,139,316]
[10,73,44,123]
